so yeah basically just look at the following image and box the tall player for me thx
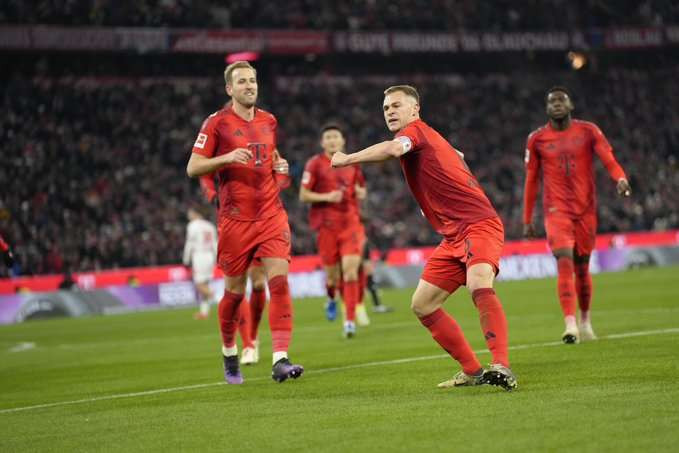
[300,124,370,337]
[186,61,303,384]
[182,206,218,320]
[331,85,516,391]
[523,86,631,344]
[200,173,268,365]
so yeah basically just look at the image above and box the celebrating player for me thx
[200,173,268,365]
[331,85,516,391]
[523,86,631,344]
[186,61,303,384]
[300,124,371,337]
[182,206,218,320]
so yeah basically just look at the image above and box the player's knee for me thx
[466,266,494,293]
[410,295,437,318]
[553,248,574,260]
[343,269,359,282]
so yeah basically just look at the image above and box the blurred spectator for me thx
[1,67,677,275]
[1,0,677,30]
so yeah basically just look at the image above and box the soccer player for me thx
[331,85,516,391]
[523,86,631,344]
[199,173,268,365]
[300,124,371,337]
[183,206,218,320]
[186,61,303,384]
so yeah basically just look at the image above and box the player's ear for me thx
[225,84,232,96]
[413,102,420,117]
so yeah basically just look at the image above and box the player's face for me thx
[320,129,345,155]
[546,91,573,120]
[227,68,258,108]
[383,92,419,132]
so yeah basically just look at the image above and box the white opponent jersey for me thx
[183,218,218,266]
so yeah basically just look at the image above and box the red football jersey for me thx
[302,152,364,230]
[0,234,8,252]
[192,105,284,221]
[523,119,626,223]
[395,119,498,240]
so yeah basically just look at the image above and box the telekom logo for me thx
[406,249,424,264]
[77,274,95,289]
[169,267,188,281]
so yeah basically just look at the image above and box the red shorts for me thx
[316,224,366,266]
[217,211,291,277]
[421,216,504,293]
[544,212,597,256]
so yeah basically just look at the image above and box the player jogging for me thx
[300,124,371,337]
[182,206,218,320]
[331,85,516,391]
[523,86,631,344]
[200,174,269,365]
[186,61,303,384]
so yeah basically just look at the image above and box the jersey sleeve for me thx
[589,123,626,181]
[192,114,219,158]
[199,174,217,203]
[523,132,541,224]
[355,166,366,187]
[395,122,424,154]
[301,159,317,190]
[182,225,193,266]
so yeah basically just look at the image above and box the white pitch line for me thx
[1,327,678,415]
[8,342,36,353]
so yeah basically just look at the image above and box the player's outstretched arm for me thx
[331,140,404,168]
[186,149,252,178]
[299,187,342,204]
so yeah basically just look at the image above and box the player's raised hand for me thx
[326,190,343,203]
[224,147,252,165]
[331,151,349,168]
[523,223,536,238]
[273,150,289,174]
[617,178,632,197]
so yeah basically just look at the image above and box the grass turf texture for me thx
[1,266,678,452]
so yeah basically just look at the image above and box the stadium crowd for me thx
[1,66,678,275]
[1,0,677,30]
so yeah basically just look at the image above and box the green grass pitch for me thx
[1,266,678,452]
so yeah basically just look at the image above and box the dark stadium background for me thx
[1,0,678,277]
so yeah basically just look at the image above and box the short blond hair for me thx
[224,61,257,86]
[384,85,420,104]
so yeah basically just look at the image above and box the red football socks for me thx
[418,308,482,375]
[217,290,244,348]
[237,300,254,349]
[575,261,593,321]
[557,256,577,317]
[342,280,359,322]
[268,275,293,353]
[472,288,510,367]
[249,288,267,340]
[358,267,367,303]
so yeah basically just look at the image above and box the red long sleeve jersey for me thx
[395,119,498,242]
[523,119,627,223]
[192,106,287,221]
[302,152,365,230]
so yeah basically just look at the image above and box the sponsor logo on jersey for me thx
[233,129,244,137]
[194,133,208,149]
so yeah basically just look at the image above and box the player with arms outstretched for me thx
[186,61,303,384]
[523,86,631,344]
[332,85,516,391]
[300,124,370,336]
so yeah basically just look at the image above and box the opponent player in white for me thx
[183,206,218,319]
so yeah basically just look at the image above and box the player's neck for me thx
[231,101,256,121]
[549,116,571,131]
